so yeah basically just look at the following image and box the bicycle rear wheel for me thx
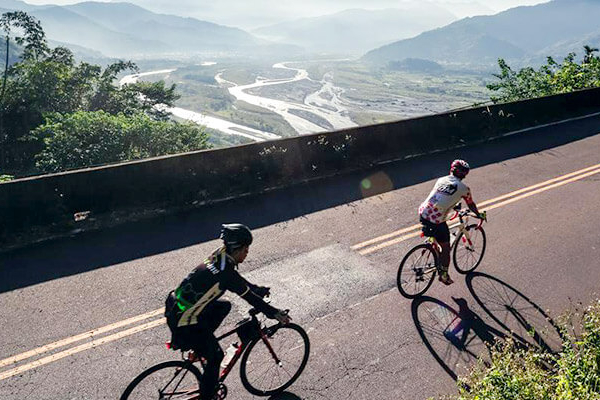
[453,225,486,274]
[240,323,310,396]
[119,360,202,400]
[397,244,438,298]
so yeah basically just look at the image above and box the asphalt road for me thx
[2,114,600,400]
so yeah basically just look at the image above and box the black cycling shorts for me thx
[420,216,450,243]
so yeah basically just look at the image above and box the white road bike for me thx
[397,204,487,298]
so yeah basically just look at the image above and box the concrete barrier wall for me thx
[2,87,600,245]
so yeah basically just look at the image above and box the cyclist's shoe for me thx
[205,384,227,400]
[438,270,454,285]
[213,383,227,400]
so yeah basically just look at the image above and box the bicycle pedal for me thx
[215,383,228,399]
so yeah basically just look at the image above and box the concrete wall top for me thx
[2,87,600,245]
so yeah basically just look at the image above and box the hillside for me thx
[0,34,22,67]
[0,0,263,57]
[253,5,457,55]
[364,0,600,67]
[65,2,259,51]
[29,5,169,56]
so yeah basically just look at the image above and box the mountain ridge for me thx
[252,6,458,55]
[363,0,600,67]
[0,0,263,57]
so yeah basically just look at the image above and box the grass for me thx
[439,298,600,400]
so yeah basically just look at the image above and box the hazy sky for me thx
[23,0,551,29]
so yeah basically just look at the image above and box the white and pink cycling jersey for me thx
[419,175,473,224]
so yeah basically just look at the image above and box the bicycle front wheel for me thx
[119,360,202,400]
[453,224,486,274]
[397,244,438,298]
[240,323,310,396]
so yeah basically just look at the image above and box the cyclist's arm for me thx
[242,278,270,298]
[223,269,278,318]
[463,191,481,216]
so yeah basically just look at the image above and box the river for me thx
[217,62,357,135]
[119,69,280,142]
[120,61,357,141]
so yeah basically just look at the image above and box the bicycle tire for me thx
[453,224,486,274]
[240,323,310,396]
[120,360,203,400]
[397,244,438,298]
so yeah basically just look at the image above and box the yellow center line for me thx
[352,162,600,250]
[0,308,163,369]
[358,166,600,255]
[3,162,600,380]
[481,167,600,212]
[0,318,165,381]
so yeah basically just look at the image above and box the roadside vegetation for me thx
[440,298,600,400]
[0,11,209,178]
[488,46,600,103]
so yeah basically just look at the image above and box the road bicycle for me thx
[397,204,487,298]
[120,308,310,399]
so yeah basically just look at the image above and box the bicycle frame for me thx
[212,311,280,382]
[426,209,484,254]
[167,312,279,400]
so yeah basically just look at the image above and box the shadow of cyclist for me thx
[410,295,539,383]
[411,296,497,382]
[465,272,564,354]
[269,391,304,400]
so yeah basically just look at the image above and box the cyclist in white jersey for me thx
[418,160,484,285]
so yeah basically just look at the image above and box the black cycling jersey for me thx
[167,247,277,327]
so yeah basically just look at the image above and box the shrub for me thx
[444,299,600,400]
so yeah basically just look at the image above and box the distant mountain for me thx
[530,30,600,63]
[0,0,35,11]
[253,5,457,55]
[0,0,263,57]
[29,5,170,56]
[0,33,22,67]
[364,0,600,67]
[65,2,259,51]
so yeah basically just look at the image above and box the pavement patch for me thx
[228,244,389,323]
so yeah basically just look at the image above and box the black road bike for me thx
[120,309,310,399]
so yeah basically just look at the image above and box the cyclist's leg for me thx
[436,223,453,284]
[196,331,223,400]
[202,300,231,333]
[195,302,230,399]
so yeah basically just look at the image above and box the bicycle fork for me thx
[260,330,282,367]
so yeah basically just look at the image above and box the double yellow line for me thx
[0,309,164,380]
[2,161,600,381]
[352,162,600,255]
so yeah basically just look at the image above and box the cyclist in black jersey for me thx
[164,223,290,400]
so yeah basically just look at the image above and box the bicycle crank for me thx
[215,383,228,400]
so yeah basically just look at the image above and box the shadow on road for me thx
[412,296,501,382]
[2,115,599,292]
[466,272,564,353]
[411,273,563,382]
[269,392,303,400]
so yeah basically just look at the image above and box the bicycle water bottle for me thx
[221,343,239,369]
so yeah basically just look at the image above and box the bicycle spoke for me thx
[164,369,188,399]
[121,362,201,400]
[241,325,308,395]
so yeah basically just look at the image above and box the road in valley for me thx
[1,115,600,399]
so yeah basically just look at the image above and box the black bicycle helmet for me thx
[220,223,253,249]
